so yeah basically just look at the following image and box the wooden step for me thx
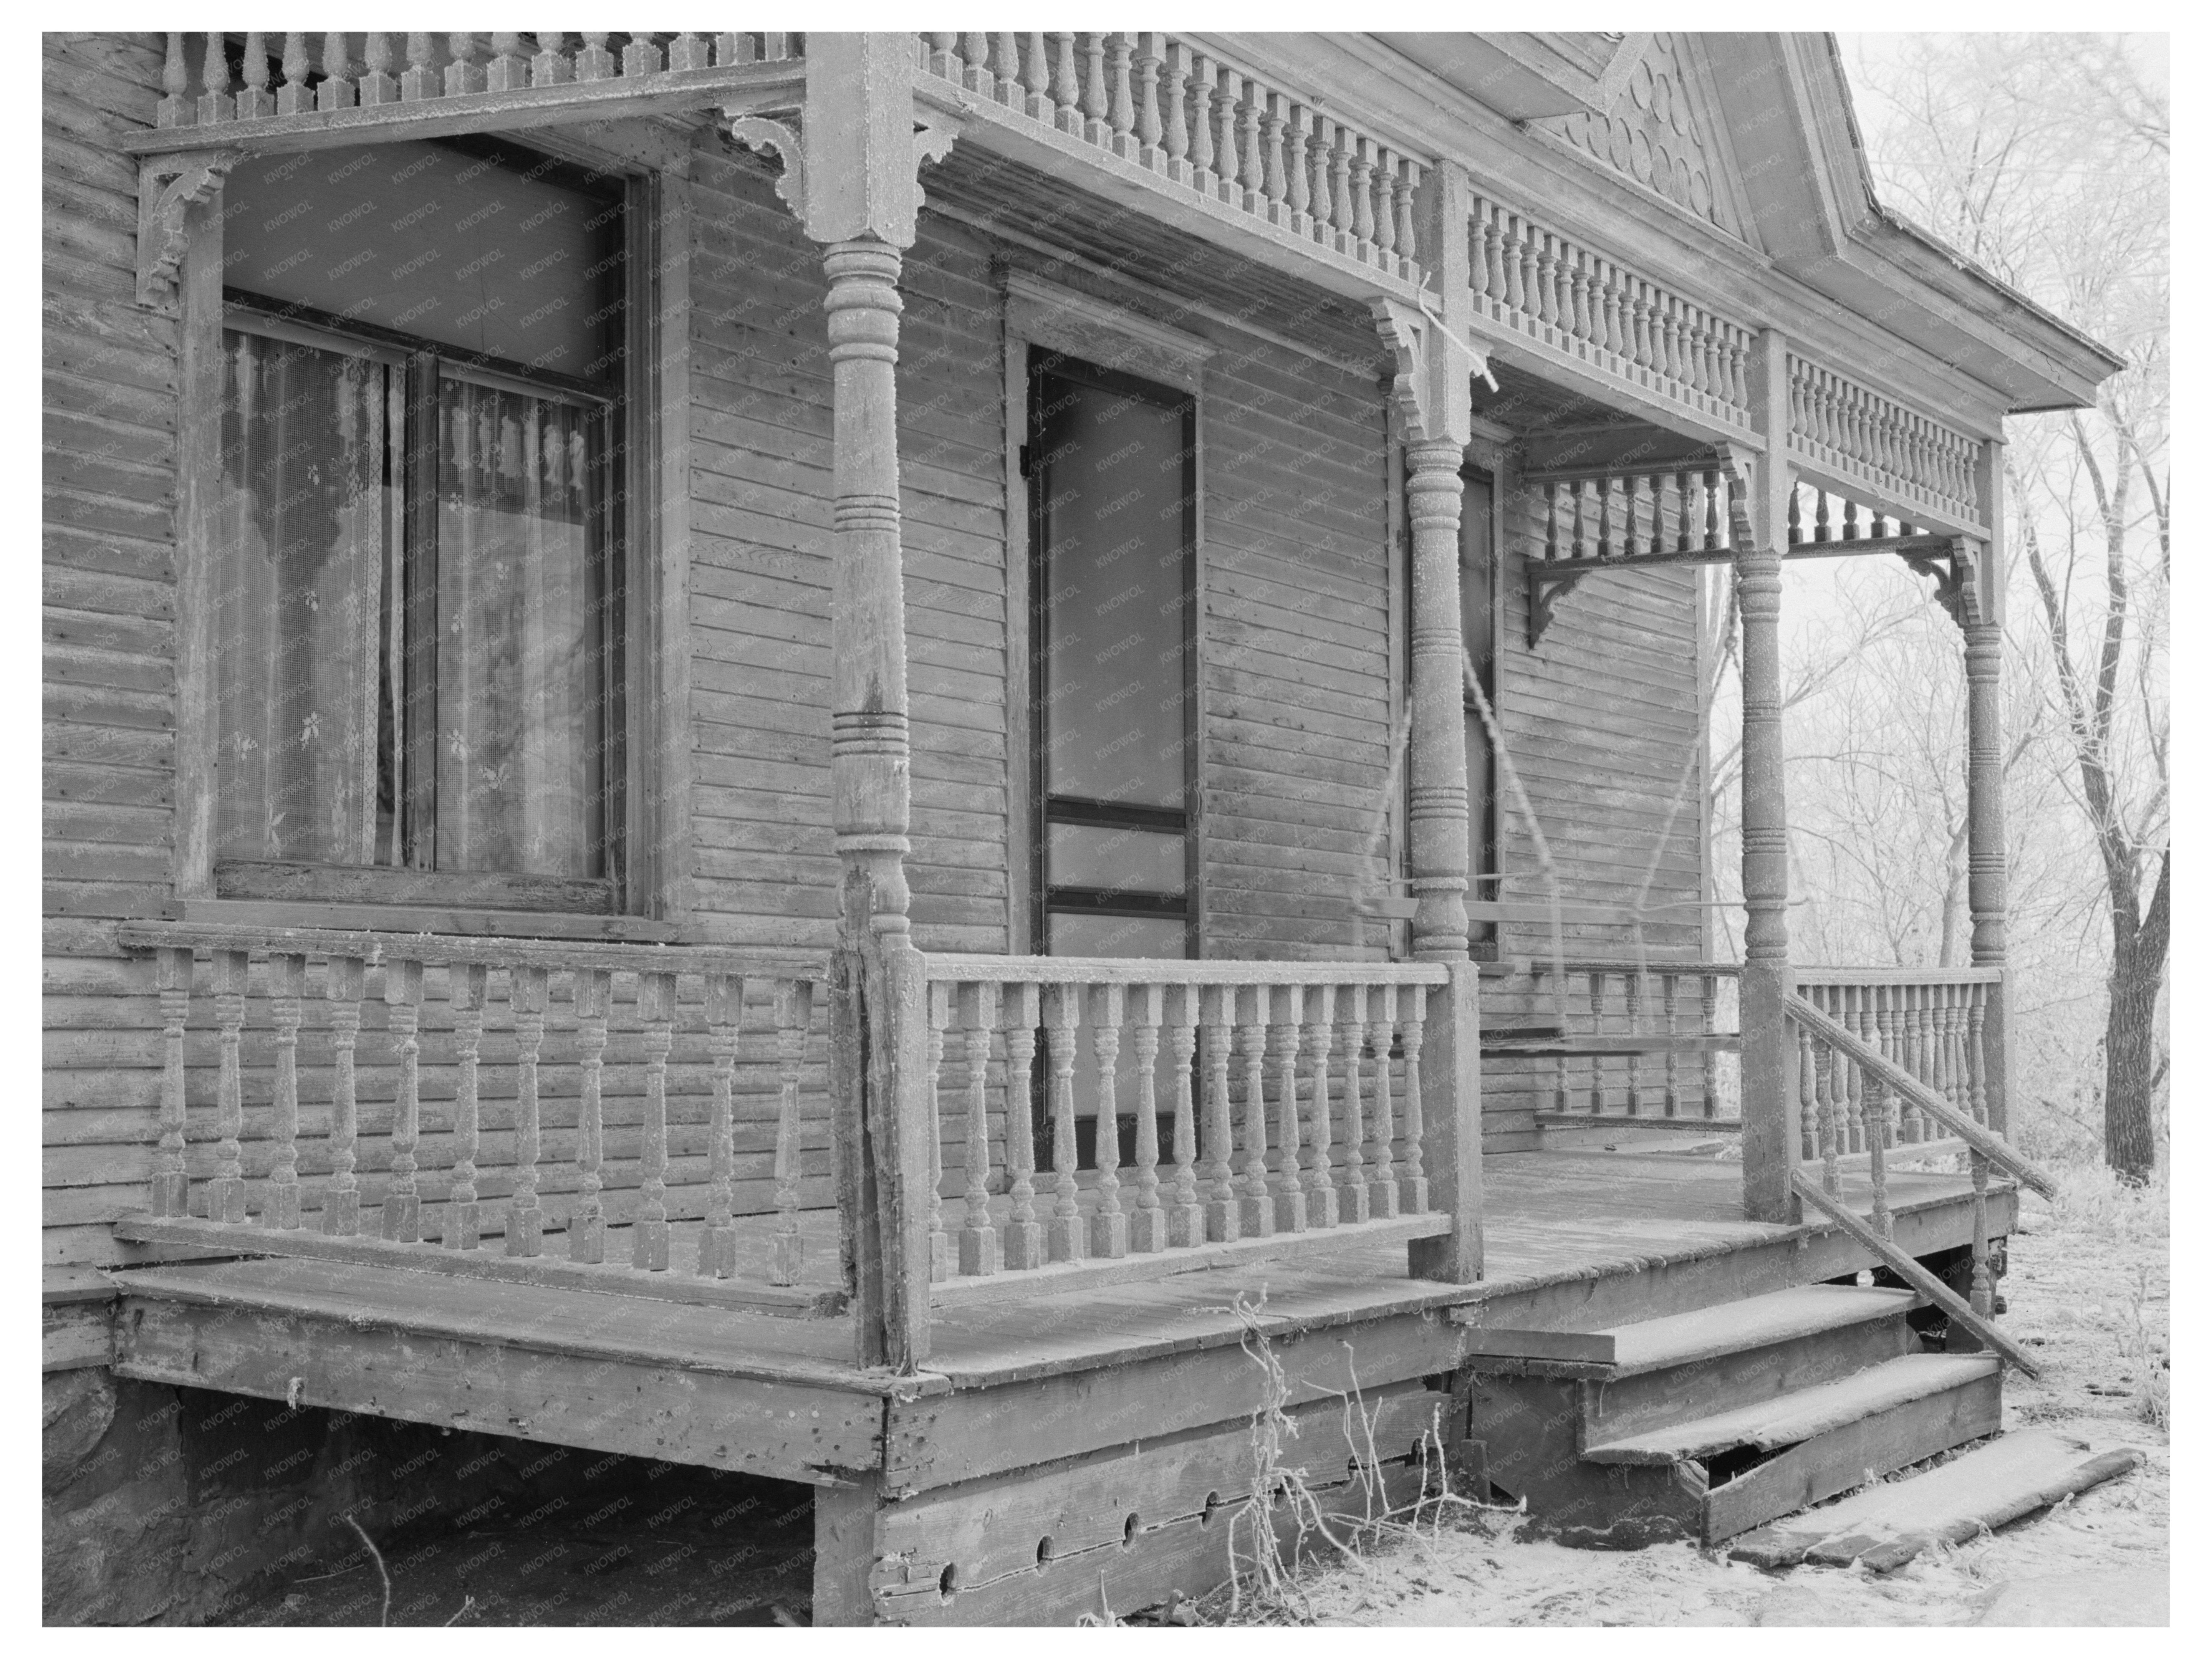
[1601,1284,1919,1378]
[1727,1427,2148,1571]
[1584,1353,1998,1465]
[1584,1288,1921,1445]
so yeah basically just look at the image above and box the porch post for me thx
[1738,329,1798,1224]
[1376,157,1481,1282]
[747,34,953,1370]
[1965,442,2011,1136]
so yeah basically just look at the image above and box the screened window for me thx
[212,139,626,909]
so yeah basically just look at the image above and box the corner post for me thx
[749,33,956,1370]
[1965,441,2011,1136]
[1376,159,1482,1279]
[1738,329,1798,1223]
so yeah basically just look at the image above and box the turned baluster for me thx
[209,949,250,1225]
[237,33,273,119]
[1187,54,1219,187]
[1337,982,1371,1223]
[621,31,662,79]
[1327,124,1355,251]
[573,967,613,1265]
[1569,478,1587,561]
[1235,81,1267,215]
[631,969,675,1271]
[358,33,397,103]
[1702,467,1722,550]
[925,982,950,1281]
[1865,1008,1896,1241]
[1533,234,1559,330]
[1366,983,1400,1219]
[323,954,366,1236]
[1700,974,1721,1117]
[1045,982,1085,1262]
[399,32,438,101]
[1051,33,1083,136]
[665,33,712,74]
[506,964,548,1256]
[198,31,233,124]
[486,31,529,91]
[1947,987,1971,1123]
[1566,252,1591,351]
[1080,32,1111,146]
[1477,205,1507,306]
[991,32,1023,106]
[1586,970,1609,1113]
[1623,970,1646,1116]
[1164,984,1205,1247]
[1967,983,1990,1126]
[1202,984,1240,1242]
[445,963,486,1248]
[1673,469,1694,554]
[1232,985,1273,1237]
[1089,983,1129,1258]
[1795,1020,1819,1166]
[1392,161,1419,279]
[962,31,993,98]
[1595,474,1614,560]
[275,33,313,116]
[957,982,1002,1274]
[1261,94,1290,224]
[445,32,485,96]
[1159,43,1191,180]
[1547,967,1571,1113]
[1285,103,1314,233]
[1660,973,1682,1117]
[1126,984,1166,1253]
[1000,983,1044,1270]
[1214,68,1243,205]
[1349,138,1379,262]
[1267,985,1307,1233]
[159,33,190,126]
[529,29,569,87]
[118,1000,184,1224]
[1307,117,1338,247]
[1303,986,1338,1229]
[1911,984,1937,1140]
[1815,1029,1841,1196]
[697,971,740,1277]
[1398,986,1429,1214]
[575,32,616,81]
[382,956,424,1242]
[1023,32,1053,122]
[266,953,305,1228]
[1106,33,1137,158]
[1132,36,1165,164]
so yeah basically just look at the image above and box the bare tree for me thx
[1848,33,2169,1177]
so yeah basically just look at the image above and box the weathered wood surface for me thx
[1727,1426,2147,1571]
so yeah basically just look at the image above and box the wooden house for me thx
[43,31,2122,1625]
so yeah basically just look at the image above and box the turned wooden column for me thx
[747,32,952,1372]
[1738,329,1798,1223]
[1405,437,1473,960]
[1965,445,2012,1138]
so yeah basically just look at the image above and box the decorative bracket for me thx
[137,148,241,313]
[1526,565,1587,649]
[1900,538,1979,631]
[1372,297,1478,448]
[724,112,806,221]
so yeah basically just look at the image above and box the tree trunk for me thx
[2103,850,2169,1182]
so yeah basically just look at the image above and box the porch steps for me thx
[1462,1282,2010,1546]
[1725,1426,2148,1572]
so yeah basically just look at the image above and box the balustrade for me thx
[1784,354,1986,531]
[1467,194,1757,431]
[115,925,828,1305]
[1498,960,1740,1127]
[915,32,1429,286]
[916,955,1462,1293]
[155,31,798,131]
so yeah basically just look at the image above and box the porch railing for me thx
[913,954,1472,1302]
[1485,959,1742,1129]
[111,923,836,1313]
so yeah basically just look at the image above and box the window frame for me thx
[170,133,691,935]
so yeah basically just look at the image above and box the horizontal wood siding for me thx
[1200,343,1394,960]
[1486,479,1710,1149]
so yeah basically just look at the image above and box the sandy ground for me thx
[1221,1166,2169,1629]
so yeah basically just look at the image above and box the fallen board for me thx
[1727,1426,2146,1571]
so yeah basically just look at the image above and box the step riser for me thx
[1702,1371,2003,1543]
[1583,1315,1917,1447]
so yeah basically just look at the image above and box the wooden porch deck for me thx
[103,1150,2008,1448]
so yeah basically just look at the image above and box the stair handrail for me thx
[1791,1173,2041,1377]
[1783,993,2055,1200]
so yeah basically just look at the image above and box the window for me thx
[211,137,629,911]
